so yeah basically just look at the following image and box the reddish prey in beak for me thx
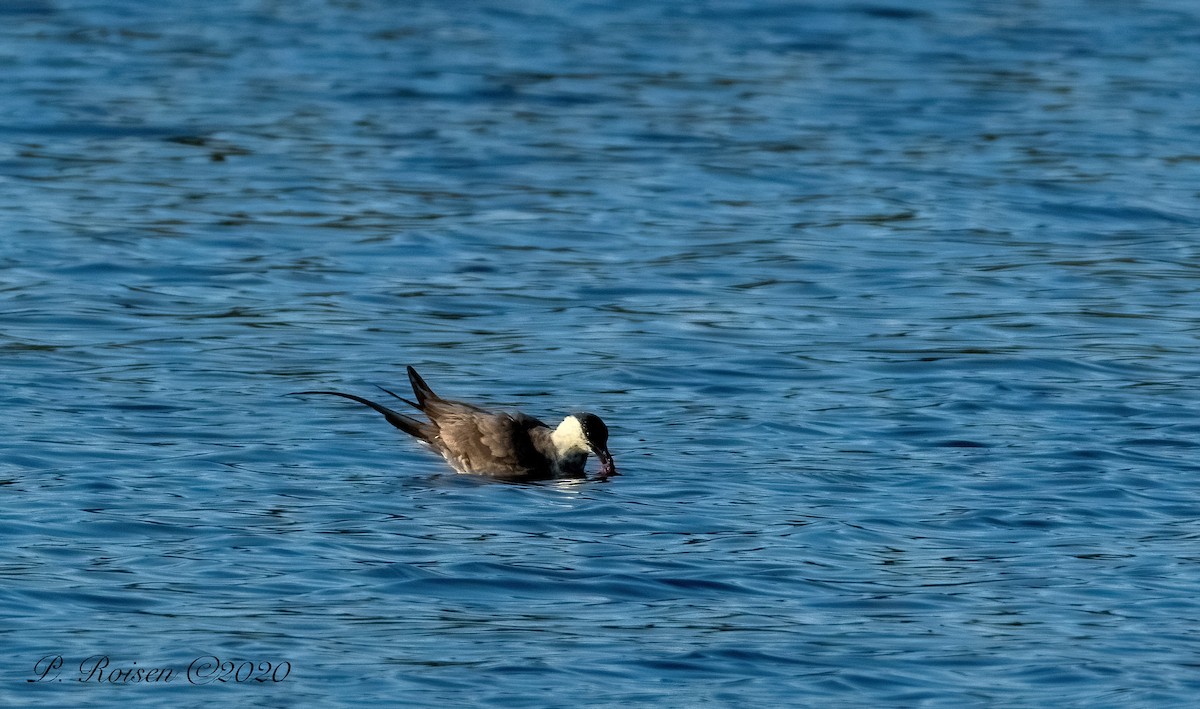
[595,446,618,479]
[574,412,618,480]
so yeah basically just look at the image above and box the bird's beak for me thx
[593,447,618,478]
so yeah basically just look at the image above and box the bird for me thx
[292,366,617,481]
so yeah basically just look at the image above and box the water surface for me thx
[4,1,1200,706]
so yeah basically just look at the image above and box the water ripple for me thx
[5,0,1200,706]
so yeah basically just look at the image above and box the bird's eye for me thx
[580,414,608,444]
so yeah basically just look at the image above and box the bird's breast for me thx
[553,452,588,477]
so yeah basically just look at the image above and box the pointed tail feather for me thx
[291,391,428,441]
[376,384,421,410]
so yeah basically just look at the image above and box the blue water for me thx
[4,1,1200,706]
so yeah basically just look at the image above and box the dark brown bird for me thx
[292,366,617,481]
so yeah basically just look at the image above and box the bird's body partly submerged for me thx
[293,367,617,481]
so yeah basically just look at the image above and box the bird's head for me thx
[554,413,617,477]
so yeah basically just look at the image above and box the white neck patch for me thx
[551,415,589,456]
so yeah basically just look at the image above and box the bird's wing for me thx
[432,409,550,476]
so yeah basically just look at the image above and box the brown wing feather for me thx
[429,409,551,478]
[407,366,440,407]
[300,368,560,480]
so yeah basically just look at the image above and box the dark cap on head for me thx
[575,412,608,447]
[575,412,616,477]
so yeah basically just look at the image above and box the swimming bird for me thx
[292,366,617,481]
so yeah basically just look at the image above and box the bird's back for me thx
[425,405,554,478]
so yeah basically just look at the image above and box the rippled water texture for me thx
[4,1,1200,706]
